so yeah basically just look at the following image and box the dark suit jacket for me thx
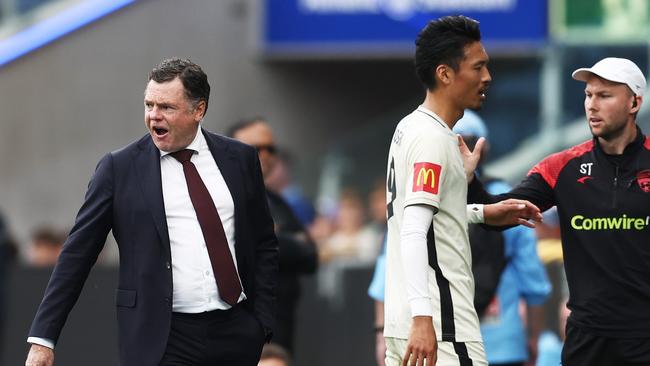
[28,129,279,366]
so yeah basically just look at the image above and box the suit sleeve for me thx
[248,150,279,339]
[28,153,114,343]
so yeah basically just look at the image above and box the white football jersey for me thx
[384,106,481,342]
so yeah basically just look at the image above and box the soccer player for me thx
[383,16,541,366]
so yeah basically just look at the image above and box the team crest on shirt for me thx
[412,162,442,194]
[637,170,650,193]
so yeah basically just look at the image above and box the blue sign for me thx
[262,0,548,57]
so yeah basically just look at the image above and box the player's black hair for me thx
[415,15,481,90]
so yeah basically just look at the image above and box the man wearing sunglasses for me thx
[229,118,318,354]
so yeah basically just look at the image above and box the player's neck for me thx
[422,91,463,129]
[598,121,637,155]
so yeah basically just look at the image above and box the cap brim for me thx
[572,68,594,81]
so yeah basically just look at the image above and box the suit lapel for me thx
[133,136,171,259]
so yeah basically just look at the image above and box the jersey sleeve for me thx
[403,131,449,210]
[507,173,556,212]
[468,171,556,212]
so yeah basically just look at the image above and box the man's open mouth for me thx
[153,127,168,136]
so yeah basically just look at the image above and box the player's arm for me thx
[467,199,542,228]
[458,135,545,226]
[459,132,554,209]
[400,204,437,366]
[469,172,555,213]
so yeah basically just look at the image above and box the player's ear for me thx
[435,64,454,86]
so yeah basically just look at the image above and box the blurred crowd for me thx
[0,113,571,366]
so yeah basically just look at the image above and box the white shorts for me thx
[385,337,487,366]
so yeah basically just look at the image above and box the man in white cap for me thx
[464,57,650,365]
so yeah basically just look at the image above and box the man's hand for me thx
[484,199,542,228]
[25,344,54,366]
[458,135,486,182]
[402,316,437,366]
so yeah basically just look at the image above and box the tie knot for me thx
[170,149,194,163]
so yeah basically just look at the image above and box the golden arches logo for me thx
[412,162,441,194]
[417,168,436,188]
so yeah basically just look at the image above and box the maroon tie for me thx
[170,149,242,305]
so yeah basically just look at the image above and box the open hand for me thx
[458,135,486,182]
[484,199,543,228]
[402,316,437,366]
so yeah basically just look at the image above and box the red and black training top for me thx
[469,126,650,338]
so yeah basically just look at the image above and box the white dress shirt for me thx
[28,128,245,349]
[160,128,246,313]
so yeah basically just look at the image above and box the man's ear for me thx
[435,64,454,86]
[631,95,642,114]
[194,100,207,121]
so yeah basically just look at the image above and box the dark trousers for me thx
[562,323,650,366]
[160,305,265,366]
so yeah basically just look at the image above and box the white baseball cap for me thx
[572,57,646,96]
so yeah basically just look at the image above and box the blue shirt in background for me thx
[368,235,386,302]
[480,180,551,364]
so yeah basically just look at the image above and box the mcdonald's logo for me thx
[412,162,441,194]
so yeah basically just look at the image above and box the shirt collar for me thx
[159,126,204,158]
[416,105,452,133]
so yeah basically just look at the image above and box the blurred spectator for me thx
[535,207,563,264]
[229,117,318,352]
[0,211,17,352]
[534,207,567,341]
[319,189,381,264]
[455,111,551,366]
[265,149,316,227]
[366,180,388,365]
[367,179,387,233]
[27,226,66,268]
[536,298,570,366]
[367,236,387,366]
[307,214,335,249]
[258,343,291,366]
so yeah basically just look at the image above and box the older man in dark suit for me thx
[25,58,278,366]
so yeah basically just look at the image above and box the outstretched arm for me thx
[459,134,555,212]
[483,199,543,228]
